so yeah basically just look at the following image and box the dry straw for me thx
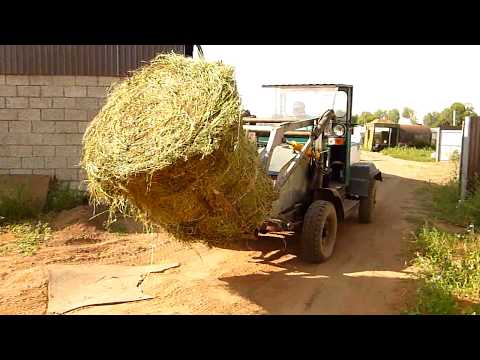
[81,53,277,243]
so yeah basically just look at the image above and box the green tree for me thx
[387,109,400,124]
[423,112,441,127]
[424,103,477,127]
[357,112,376,125]
[374,109,387,120]
[402,107,416,124]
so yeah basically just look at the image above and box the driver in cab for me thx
[292,101,313,119]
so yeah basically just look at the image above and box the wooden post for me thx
[460,116,471,201]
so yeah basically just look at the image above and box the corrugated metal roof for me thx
[0,45,189,76]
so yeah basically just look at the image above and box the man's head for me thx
[293,101,306,117]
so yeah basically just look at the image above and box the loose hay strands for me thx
[81,53,277,244]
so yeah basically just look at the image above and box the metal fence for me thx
[460,116,480,198]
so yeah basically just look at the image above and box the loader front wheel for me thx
[301,200,337,263]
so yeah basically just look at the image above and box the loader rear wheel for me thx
[359,180,377,223]
[301,200,337,263]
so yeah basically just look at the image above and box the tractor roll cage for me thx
[261,83,353,125]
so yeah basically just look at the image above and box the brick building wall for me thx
[0,74,121,189]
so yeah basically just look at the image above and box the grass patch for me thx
[1,221,52,256]
[44,181,88,213]
[381,146,435,162]
[427,179,480,228]
[407,174,480,314]
[409,225,480,314]
[0,242,16,256]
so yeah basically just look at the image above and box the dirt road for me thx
[0,151,456,314]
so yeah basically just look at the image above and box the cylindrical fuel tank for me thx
[398,124,432,147]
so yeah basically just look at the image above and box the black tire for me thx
[301,200,338,263]
[359,180,377,223]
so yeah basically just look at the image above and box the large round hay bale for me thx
[81,54,277,243]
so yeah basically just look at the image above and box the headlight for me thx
[333,124,346,137]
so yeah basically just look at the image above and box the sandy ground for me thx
[0,151,456,315]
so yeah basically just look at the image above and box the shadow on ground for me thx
[211,172,435,314]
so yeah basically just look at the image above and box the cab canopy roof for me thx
[262,84,352,89]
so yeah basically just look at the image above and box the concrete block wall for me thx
[0,75,120,189]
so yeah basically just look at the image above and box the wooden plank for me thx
[467,116,480,191]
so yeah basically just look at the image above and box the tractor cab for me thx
[246,84,358,192]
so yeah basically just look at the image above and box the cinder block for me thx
[41,86,64,97]
[66,134,83,145]
[0,145,32,157]
[33,169,55,177]
[5,75,29,85]
[10,169,33,175]
[56,145,80,157]
[6,97,28,109]
[0,157,21,168]
[97,76,119,86]
[42,134,67,146]
[65,109,87,121]
[2,133,43,145]
[0,97,4,108]
[33,121,55,133]
[0,146,8,156]
[87,109,100,120]
[45,156,67,169]
[0,75,4,85]
[64,86,86,98]
[75,76,98,86]
[33,145,55,157]
[78,169,87,181]
[98,98,107,107]
[33,169,55,176]
[29,76,54,86]
[0,121,8,133]
[52,76,75,86]
[78,122,90,133]
[29,98,52,109]
[53,97,76,109]
[17,85,41,97]
[8,145,33,157]
[87,86,108,98]
[18,109,41,121]
[9,121,31,133]
[22,157,44,169]
[55,168,78,180]
[67,156,81,168]
[75,98,98,110]
[55,122,78,133]
[41,109,64,121]
[0,109,17,120]
[0,85,17,97]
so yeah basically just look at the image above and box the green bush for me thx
[0,185,38,222]
[44,181,88,213]
[381,146,435,162]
